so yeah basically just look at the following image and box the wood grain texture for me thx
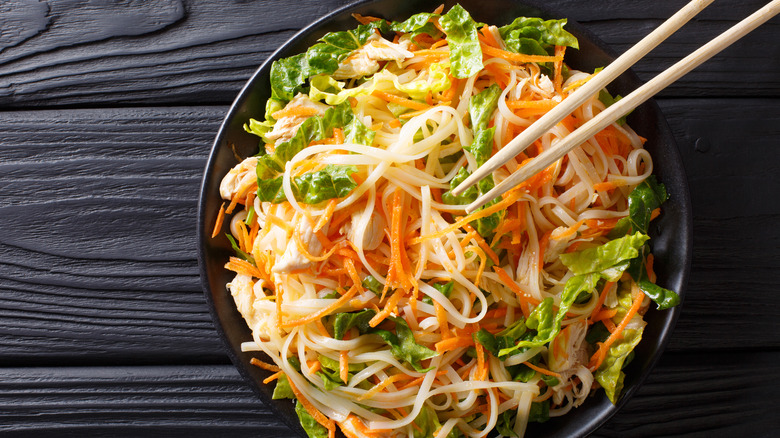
[0,99,777,362]
[1,353,777,437]
[0,0,777,108]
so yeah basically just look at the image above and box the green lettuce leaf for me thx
[314,354,365,391]
[559,232,649,280]
[270,22,389,101]
[295,400,328,438]
[361,275,384,296]
[468,84,502,134]
[331,309,437,372]
[255,102,369,204]
[496,409,518,437]
[442,100,504,237]
[391,12,442,38]
[272,374,294,400]
[270,53,310,101]
[422,281,454,305]
[413,405,442,438]
[292,165,358,205]
[473,317,527,358]
[594,324,644,404]
[529,400,551,423]
[616,177,680,309]
[498,273,599,357]
[439,4,483,79]
[499,17,578,56]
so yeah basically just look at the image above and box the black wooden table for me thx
[1,1,778,436]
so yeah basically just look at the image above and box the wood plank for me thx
[0,100,777,364]
[0,0,776,108]
[657,98,780,351]
[0,353,777,436]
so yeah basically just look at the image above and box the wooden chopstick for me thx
[451,0,715,197]
[465,0,780,213]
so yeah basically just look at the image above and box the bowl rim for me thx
[197,1,693,436]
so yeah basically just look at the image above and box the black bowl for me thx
[197,1,692,436]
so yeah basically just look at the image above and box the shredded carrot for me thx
[481,43,562,64]
[212,203,226,238]
[308,360,322,375]
[592,179,628,192]
[372,90,429,111]
[434,301,451,340]
[553,45,565,94]
[493,266,540,317]
[441,76,460,102]
[263,371,283,384]
[435,335,474,353]
[523,361,562,379]
[369,288,404,328]
[340,350,350,384]
[314,199,337,233]
[283,285,358,328]
[339,414,390,438]
[225,257,264,279]
[358,374,404,401]
[272,105,320,120]
[591,308,618,322]
[537,230,552,270]
[555,219,586,240]
[650,207,661,221]
[287,377,336,438]
[266,212,294,233]
[461,223,500,265]
[589,283,646,370]
[507,99,558,110]
[646,253,657,283]
[588,281,614,325]
[249,357,281,373]
[412,188,524,244]
[294,230,339,262]
[475,341,487,380]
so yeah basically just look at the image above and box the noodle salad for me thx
[212,5,680,438]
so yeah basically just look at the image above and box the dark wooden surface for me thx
[1,0,778,436]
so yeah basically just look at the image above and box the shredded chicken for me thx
[228,274,277,338]
[332,35,413,80]
[341,210,386,251]
[220,156,257,200]
[543,225,577,263]
[273,215,326,274]
[266,93,329,143]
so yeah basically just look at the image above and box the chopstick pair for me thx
[454,0,780,213]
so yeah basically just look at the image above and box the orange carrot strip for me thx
[434,301,451,340]
[340,350,350,384]
[461,223,500,265]
[357,374,404,401]
[369,288,404,328]
[523,361,562,379]
[283,285,358,328]
[650,208,661,221]
[272,106,320,120]
[481,43,562,64]
[589,284,646,370]
[372,90,430,111]
[441,76,460,101]
[263,371,283,384]
[588,281,614,325]
[435,335,474,353]
[293,230,338,262]
[555,219,587,241]
[250,357,282,373]
[225,257,264,279]
[313,199,337,234]
[554,45,565,94]
[592,179,628,192]
[212,203,227,239]
[412,188,524,244]
[507,99,558,110]
[475,341,487,380]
